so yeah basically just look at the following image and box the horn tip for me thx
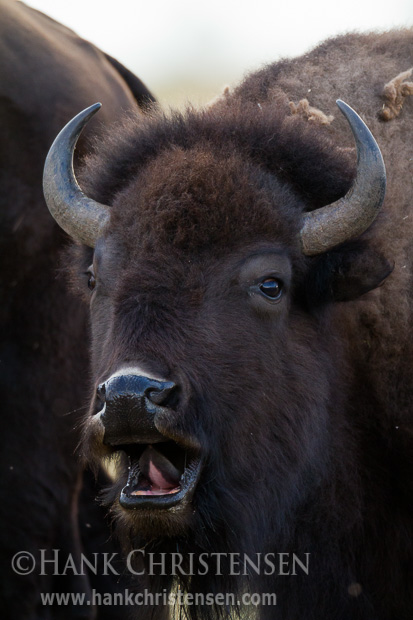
[335,99,351,115]
[87,102,102,116]
[72,103,102,130]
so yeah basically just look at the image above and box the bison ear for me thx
[307,241,393,304]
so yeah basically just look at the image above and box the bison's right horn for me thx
[43,103,110,248]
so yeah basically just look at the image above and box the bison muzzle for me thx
[97,369,202,510]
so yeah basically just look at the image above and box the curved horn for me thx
[43,103,110,248]
[300,100,386,256]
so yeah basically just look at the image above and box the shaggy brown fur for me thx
[67,29,413,620]
[0,0,154,617]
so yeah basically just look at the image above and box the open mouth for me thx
[117,441,202,509]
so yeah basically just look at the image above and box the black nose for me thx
[97,377,176,408]
[97,374,178,445]
[144,381,177,407]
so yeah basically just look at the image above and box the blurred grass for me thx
[150,79,233,110]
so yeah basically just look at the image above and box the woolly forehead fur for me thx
[79,99,355,261]
[107,146,300,258]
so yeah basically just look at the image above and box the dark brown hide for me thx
[0,0,154,617]
[66,30,412,620]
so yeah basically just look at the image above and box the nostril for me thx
[96,382,106,404]
[146,382,179,409]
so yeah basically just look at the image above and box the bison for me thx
[0,0,154,617]
[43,30,413,619]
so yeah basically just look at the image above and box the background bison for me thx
[0,0,154,617]
[44,29,413,620]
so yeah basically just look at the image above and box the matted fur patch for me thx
[379,68,413,121]
[289,98,334,125]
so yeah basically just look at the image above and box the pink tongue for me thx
[147,459,176,490]
[132,445,181,496]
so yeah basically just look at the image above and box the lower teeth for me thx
[130,486,180,496]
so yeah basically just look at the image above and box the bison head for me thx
[43,100,391,564]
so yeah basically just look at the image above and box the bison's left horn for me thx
[300,100,386,256]
[43,103,110,248]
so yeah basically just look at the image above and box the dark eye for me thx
[259,278,283,300]
[86,267,96,291]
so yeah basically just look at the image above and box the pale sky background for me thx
[25,0,413,107]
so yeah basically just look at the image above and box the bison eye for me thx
[259,278,283,300]
[88,274,96,290]
[86,267,96,291]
